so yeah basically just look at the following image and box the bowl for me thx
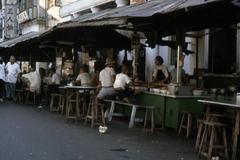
[193,89,204,96]
[160,90,168,94]
[152,88,161,93]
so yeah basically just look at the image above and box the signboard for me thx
[17,11,29,24]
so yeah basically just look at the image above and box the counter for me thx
[137,92,208,129]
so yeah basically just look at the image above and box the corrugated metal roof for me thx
[0,32,40,48]
[57,0,224,28]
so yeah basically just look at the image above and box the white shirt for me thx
[114,73,131,90]
[52,73,61,85]
[153,65,169,80]
[5,62,21,83]
[99,67,116,87]
[76,72,91,86]
[22,71,41,92]
[0,63,5,81]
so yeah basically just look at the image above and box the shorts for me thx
[97,87,116,99]
[115,88,134,100]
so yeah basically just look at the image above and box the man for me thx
[51,68,61,85]
[0,57,5,102]
[5,56,21,100]
[114,65,132,103]
[74,65,91,86]
[94,57,116,121]
[97,57,116,99]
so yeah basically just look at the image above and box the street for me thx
[0,102,197,160]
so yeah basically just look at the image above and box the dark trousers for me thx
[0,79,5,98]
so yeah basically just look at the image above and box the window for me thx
[19,0,34,12]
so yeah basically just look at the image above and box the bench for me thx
[103,99,162,132]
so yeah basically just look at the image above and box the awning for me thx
[57,0,239,29]
[0,32,41,48]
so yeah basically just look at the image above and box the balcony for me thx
[59,0,115,18]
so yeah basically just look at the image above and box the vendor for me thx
[74,64,91,86]
[152,56,169,83]
[114,65,133,103]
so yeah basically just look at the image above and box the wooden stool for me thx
[143,107,162,133]
[16,89,25,103]
[58,95,65,114]
[50,94,62,112]
[85,95,105,128]
[25,90,36,105]
[178,111,194,138]
[198,121,229,160]
[195,113,233,152]
[66,93,81,123]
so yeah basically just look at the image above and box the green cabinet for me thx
[164,97,204,129]
[138,94,165,124]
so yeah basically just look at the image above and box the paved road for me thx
[0,102,198,160]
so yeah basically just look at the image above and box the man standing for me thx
[5,55,21,100]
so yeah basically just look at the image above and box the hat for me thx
[105,57,114,65]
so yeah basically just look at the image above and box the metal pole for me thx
[176,45,182,84]
[196,37,199,88]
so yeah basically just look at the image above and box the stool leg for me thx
[195,121,203,152]
[178,113,185,136]
[222,128,229,160]
[198,124,207,157]
[144,109,149,131]
[50,96,54,112]
[91,104,95,128]
[187,113,192,138]
[208,126,214,160]
[151,108,155,133]
[101,105,105,126]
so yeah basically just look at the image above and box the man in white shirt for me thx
[114,65,132,103]
[51,68,61,85]
[75,65,91,86]
[5,56,21,100]
[97,58,116,99]
[0,57,5,102]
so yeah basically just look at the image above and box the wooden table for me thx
[198,97,240,160]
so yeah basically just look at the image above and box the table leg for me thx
[232,110,240,160]
[76,92,80,119]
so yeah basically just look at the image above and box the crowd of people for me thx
[0,54,187,106]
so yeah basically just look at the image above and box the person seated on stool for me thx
[74,64,91,86]
[113,65,133,103]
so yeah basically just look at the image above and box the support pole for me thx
[196,37,199,88]
[176,45,182,84]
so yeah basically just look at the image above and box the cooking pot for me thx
[168,84,180,95]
